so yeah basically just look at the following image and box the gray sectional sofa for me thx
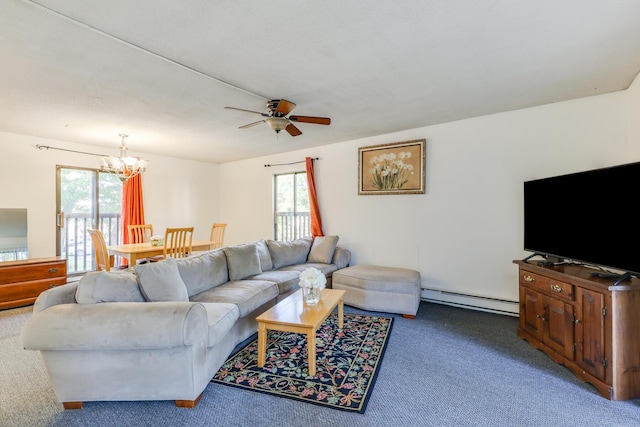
[20,236,350,409]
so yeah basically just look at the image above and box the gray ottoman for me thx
[332,265,421,318]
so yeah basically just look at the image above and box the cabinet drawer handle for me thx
[48,268,58,273]
[523,275,535,282]
[550,284,563,293]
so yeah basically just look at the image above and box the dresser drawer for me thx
[0,261,66,285]
[0,258,67,310]
[520,271,574,301]
[0,277,67,305]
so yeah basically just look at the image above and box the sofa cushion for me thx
[266,236,313,269]
[176,249,229,297]
[135,258,189,302]
[200,303,240,348]
[248,270,301,294]
[307,235,339,264]
[224,243,262,281]
[249,239,273,272]
[75,271,145,304]
[190,280,278,318]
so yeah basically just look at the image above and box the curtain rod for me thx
[264,157,319,168]
[35,144,109,157]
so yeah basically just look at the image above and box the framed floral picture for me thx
[358,139,426,195]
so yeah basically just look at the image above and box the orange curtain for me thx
[306,157,324,237]
[122,174,145,245]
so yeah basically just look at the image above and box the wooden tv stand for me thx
[514,259,640,400]
[0,257,67,310]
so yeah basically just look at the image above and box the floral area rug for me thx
[211,312,393,413]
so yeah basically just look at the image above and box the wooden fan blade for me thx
[275,99,296,115]
[225,106,268,116]
[285,123,302,137]
[239,120,264,129]
[289,115,331,125]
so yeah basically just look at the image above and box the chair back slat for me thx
[128,224,154,243]
[163,227,194,259]
[209,223,227,249]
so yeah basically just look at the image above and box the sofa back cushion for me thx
[266,236,313,269]
[76,271,145,304]
[224,243,262,281]
[135,258,189,302]
[249,239,273,272]
[176,249,229,296]
[307,235,339,264]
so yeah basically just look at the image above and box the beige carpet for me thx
[0,306,62,426]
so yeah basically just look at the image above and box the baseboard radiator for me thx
[421,288,519,317]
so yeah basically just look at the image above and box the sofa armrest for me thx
[33,282,79,314]
[332,246,351,270]
[21,302,208,351]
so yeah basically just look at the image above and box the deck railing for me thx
[275,211,310,241]
[62,213,122,274]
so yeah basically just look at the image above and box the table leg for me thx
[257,322,266,368]
[338,296,344,329]
[307,329,316,376]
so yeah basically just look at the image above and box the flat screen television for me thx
[523,161,640,282]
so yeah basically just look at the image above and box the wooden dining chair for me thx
[87,228,115,271]
[128,224,154,244]
[162,227,194,259]
[209,223,227,249]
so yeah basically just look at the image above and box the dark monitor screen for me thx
[524,162,640,275]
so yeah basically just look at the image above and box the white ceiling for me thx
[2,0,640,163]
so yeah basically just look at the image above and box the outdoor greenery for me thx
[275,171,309,213]
[60,169,122,215]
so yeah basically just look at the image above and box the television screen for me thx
[524,162,640,276]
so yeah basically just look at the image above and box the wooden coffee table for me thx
[256,288,345,376]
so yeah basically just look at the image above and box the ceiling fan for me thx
[225,99,331,137]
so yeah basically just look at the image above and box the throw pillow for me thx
[224,243,262,281]
[134,258,189,302]
[76,271,145,304]
[266,236,313,269]
[249,239,273,271]
[307,235,340,264]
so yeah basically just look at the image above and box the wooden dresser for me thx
[514,259,640,400]
[0,257,67,310]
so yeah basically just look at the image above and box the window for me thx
[57,166,123,274]
[274,172,310,240]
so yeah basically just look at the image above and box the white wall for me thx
[0,132,219,258]
[220,89,635,311]
[627,71,640,156]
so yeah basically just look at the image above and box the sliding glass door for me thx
[56,166,122,274]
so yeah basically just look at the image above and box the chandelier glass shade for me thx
[265,117,290,132]
[100,134,148,182]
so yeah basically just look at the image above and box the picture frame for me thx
[358,139,426,195]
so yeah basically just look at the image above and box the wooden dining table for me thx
[107,240,214,266]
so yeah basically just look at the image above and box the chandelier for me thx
[100,134,148,182]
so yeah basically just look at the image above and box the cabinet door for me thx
[543,295,575,359]
[520,286,544,340]
[575,287,606,381]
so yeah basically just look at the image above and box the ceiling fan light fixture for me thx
[265,117,290,133]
